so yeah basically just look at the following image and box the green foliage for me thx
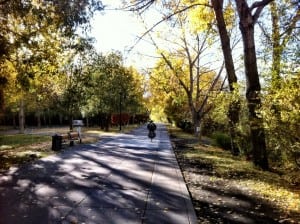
[0,0,104,126]
[163,96,191,125]
[177,120,193,133]
[212,131,231,150]
[209,91,230,125]
[260,74,300,167]
[209,83,253,155]
[85,52,146,117]
[210,72,299,168]
[0,0,103,57]
[209,83,242,125]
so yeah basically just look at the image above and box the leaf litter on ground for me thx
[168,126,300,223]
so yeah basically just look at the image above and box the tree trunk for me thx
[69,115,73,131]
[59,114,63,125]
[43,113,46,126]
[211,0,237,90]
[192,108,201,137]
[212,0,240,155]
[19,98,25,134]
[270,1,281,88]
[105,114,110,131]
[36,111,41,128]
[0,88,4,113]
[86,117,89,127]
[235,0,269,170]
[13,113,17,129]
[47,109,51,126]
[228,101,240,155]
[187,91,200,137]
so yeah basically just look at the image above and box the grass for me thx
[0,134,50,149]
[168,126,300,220]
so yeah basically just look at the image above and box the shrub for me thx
[212,131,231,150]
[177,120,193,133]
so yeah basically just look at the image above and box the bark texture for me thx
[212,0,240,155]
[235,0,270,170]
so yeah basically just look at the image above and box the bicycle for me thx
[148,130,156,142]
[147,120,157,142]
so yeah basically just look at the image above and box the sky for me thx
[90,0,157,69]
[88,1,232,73]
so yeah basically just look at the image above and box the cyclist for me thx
[147,120,156,141]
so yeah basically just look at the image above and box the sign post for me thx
[72,120,84,142]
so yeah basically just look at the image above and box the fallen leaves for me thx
[170,127,300,223]
[240,180,300,213]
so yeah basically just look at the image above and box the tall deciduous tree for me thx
[145,12,225,135]
[234,0,273,170]
[257,0,299,167]
[1,3,71,132]
[59,37,96,130]
[0,0,103,119]
[84,51,147,129]
[184,0,241,153]
[211,0,240,155]
[259,0,299,87]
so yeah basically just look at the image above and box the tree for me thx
[145,11,225,135]
[84,51,147,129]
[0,0,103,59]
[234,0,273,170]
[259,0,299,87]
[1,4,74,132]
[1,60,20,128]
[261,74,300,167]
[59,37,96,130]
[257,0,299,167]
[149,58,189,125]
[182,0,241,153]
[0,0,104,117]
[125,66,148,114]
[211,0,241,155]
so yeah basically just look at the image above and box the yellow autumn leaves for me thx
[182,0,235,32]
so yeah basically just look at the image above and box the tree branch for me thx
[128,3,211,53]
[250,0,274,11]
[280,9,300,48]
[122,0,155,13]
[251,0,274,23]
[197,62,224,114]
[257,21,272,45]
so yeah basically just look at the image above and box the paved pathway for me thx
[0,124,197,224]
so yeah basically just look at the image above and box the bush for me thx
[177,120,193,133]
[260,77,300,168]
[212,132,231,150]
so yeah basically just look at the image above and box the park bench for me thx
[62,131,82,146]
[52,131,82,150]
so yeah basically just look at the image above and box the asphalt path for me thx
[0,124,197,224]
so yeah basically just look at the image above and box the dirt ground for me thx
[170,136,299,224]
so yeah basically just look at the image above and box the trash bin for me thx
[52,134,62,151]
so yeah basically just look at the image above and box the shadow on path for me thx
[0,124,197,224]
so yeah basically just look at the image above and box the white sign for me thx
[73,120,84,126]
